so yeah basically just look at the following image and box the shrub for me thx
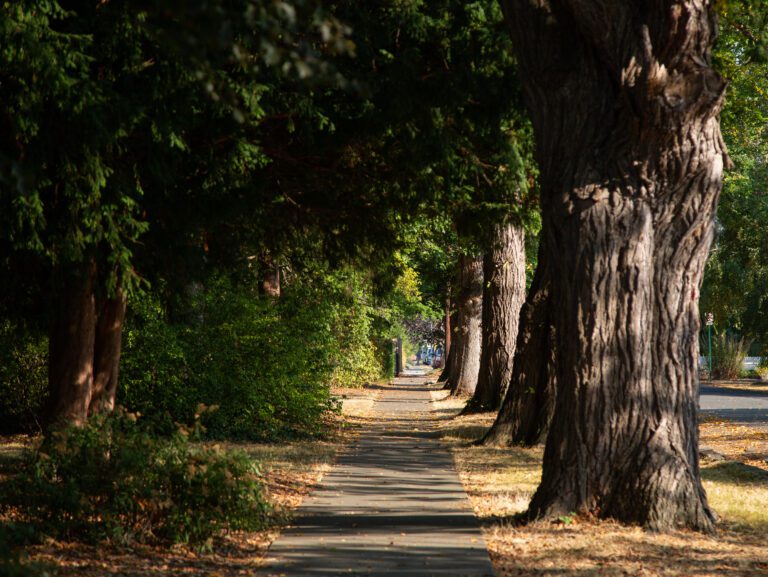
[323,270,387,387]
[0,411,269,549]
[120,278,341,439]
[756,357,768,381]
[0,321,47,433]
[119,271,391,440]
[0,269,394,439]
[706,332,752,380]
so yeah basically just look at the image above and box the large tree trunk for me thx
[482,239,555,445]
[447,254,483,397]
[89,287,128,415]
[45,260,98,428]
[502,0,726,531]
[465,222,526,413]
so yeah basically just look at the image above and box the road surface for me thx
[700,384,768,428]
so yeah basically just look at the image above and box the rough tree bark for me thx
[501,0,727,531]
[482,240,555,444]
[447,254,483,397]
[89,287,128,415]
[45,260,98,428]
[464,222,526,413]
[443,295,452,368]
[438,310,457,382]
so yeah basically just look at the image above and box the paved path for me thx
[260,369,495,577]
[700,385,768,429]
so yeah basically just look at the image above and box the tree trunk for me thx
[443,295,452,368]
[465,222,526,413]
[45,260,98,428]
[501,0,726,531]
[438,311,458,382]
[89,287,127,415]
[482,239,555,444]
[447,254,483,397]
[394,337,404,376]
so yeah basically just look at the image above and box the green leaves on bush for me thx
[120,271,391,440]
[0,266,404,441]
[1,411,269,549]
[0,321,47,434]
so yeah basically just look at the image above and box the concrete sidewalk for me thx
[260,372,495,577]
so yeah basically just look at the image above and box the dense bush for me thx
[0,269,400,439]
[0,411,268,549]
[120,271,393,439]
[0,321,47,434]
[756,357,768,381]
[704,332,752,380]
[323,271,389,387]
[122,279,325,439]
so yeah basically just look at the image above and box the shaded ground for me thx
[431,391,768,577]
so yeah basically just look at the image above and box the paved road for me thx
[260,370,494,577]
[700,385,768,428]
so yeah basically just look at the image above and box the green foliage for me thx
[0,0,537,439]
[0,0,351,295]
[119,269,401,439]
[120,278,337,439]
[322,271,386,387]
[0,265,414,437]
[703,2,768,340]
[756,357,768,381]
[1,411,268,549]
[0,321,47,433]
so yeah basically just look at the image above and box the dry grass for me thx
[3,384,382,576]
[700,417,768,469]
[433,398,768,577]
[705,380,768,394]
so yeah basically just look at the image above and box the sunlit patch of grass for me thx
[703,462,768,532]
